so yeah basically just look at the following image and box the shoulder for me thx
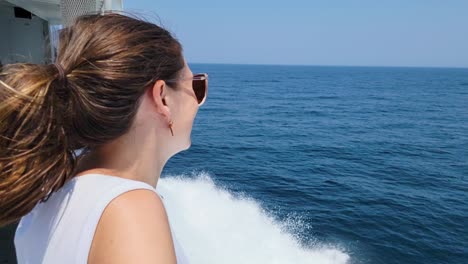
[88,188,177,264]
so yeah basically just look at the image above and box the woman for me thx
[0,12,208,263]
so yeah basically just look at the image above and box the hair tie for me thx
[52,63,70,101]
[53,63,67,85]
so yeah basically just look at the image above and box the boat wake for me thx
[157,172,350,264]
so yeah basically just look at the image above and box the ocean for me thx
[1,64,466,264]
[158,64,468,264]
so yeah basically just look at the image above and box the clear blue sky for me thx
[124,0,468,68]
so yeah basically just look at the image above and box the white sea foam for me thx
[156,171,350,264]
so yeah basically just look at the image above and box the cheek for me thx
[186,100,199,126]
[186,100,198,121]
[176,95,197,124]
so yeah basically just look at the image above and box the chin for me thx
[185,139,192,150]
[178,138,191,152]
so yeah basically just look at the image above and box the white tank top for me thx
[14,173,190,264]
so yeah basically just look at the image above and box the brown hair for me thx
[0,12,184,227]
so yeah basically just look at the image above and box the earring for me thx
[168,120,174,136]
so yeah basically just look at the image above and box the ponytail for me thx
[0,63,77,227]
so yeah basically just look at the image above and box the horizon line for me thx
[188,62,468,70]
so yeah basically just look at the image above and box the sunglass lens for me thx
[193,78,206,104]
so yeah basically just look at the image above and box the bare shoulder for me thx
[88,188,177,264]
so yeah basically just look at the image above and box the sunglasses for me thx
[165,73,208,106]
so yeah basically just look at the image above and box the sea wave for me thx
[157,172,350,264]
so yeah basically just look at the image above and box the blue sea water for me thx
[160,64,468,264]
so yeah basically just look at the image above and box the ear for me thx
[151,80,171,122]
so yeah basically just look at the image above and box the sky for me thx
[124,0,468,68]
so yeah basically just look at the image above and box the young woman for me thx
[0,12,208,263]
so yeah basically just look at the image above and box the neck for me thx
[73,131,168,189]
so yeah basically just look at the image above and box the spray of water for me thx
[157,172,350,264]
